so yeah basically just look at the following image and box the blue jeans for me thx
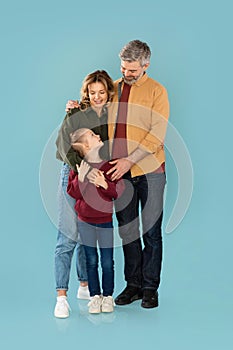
[78,220,114,297]
[115,172,166,291]
[54,163,87,290]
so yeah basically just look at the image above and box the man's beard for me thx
[123,76,138,85]
[123,72,144,85]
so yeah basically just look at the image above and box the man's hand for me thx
[65,100,79,112]
[106,158,133,181]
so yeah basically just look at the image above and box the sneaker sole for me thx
[77,294,90,300]
[89,310,101,314]
[54,313,69,318]
[141,300,159,309]
[102,309,114,313]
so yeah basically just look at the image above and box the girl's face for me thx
[88,82,108,110]
[84,130,103,151]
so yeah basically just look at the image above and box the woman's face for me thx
[88,82,108,110]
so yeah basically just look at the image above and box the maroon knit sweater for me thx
[67,160,124,223]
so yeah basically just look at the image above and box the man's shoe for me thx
[115,286,142,305]
[141,289,159,309]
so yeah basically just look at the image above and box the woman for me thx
[54,70,115,318]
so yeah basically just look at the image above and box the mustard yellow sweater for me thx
[108,73,170,177]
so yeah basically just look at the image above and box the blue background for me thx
[1,0,232,349]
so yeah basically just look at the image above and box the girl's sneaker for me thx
[102,296,115,313]
[88,295,102,314]
[54,296,71,318]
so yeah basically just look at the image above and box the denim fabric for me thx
[55,163,87,290]
[115,172,166,290]
[78,220,114,297]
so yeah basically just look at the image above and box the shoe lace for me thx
[58,298,71,311]
[88,296,101,307]
[102,296,114,306]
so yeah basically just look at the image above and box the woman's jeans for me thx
[55,163,87,290]
[115,171,166,291]
[78,220,114,297]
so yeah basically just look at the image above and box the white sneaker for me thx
[77,285,90,300]
[101,296,115,313]
[88,295,102,314]
[54,296,71,318]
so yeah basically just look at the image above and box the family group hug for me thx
[53,39,170,318]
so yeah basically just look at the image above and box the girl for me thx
[67,128,124,313]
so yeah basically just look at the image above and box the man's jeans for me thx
[55,163,87,290]
[78,220,114,297]
[115,171,166,291]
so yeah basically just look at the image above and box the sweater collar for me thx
[120,72,148,88]
[85,106,108,117]
[133,72,148,87]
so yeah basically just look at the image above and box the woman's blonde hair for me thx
[79,70,115,110]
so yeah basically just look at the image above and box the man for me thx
[106,40,169,308]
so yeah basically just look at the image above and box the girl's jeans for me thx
[78,220,114,297]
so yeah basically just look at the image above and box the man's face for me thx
[120,60,149,85]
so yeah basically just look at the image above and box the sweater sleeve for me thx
[139,85,169,154]
[56,110,83,170]
[67,170,88,200]
[97,173,125,201]
[97,180,118,201]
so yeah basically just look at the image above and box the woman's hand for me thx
[76,160,90,182]
[65,100,79,112]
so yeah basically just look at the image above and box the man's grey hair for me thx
[119,40,151,67]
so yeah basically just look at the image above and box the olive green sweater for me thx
[56,107,109,171]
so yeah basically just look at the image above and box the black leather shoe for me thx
[141,289,159,309]
[115,286,142,305]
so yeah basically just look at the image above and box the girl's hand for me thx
[76,161,90,182]
[90,171,108,189]
[86,168,101,186]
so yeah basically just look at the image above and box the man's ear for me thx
[144,63,150,71]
